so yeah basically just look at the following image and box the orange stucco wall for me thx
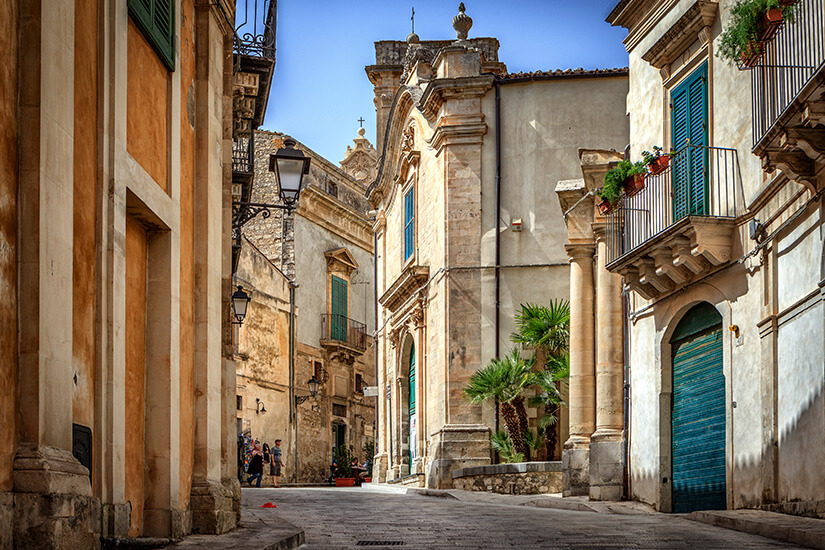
[72,0,98,462]
[127,19,169,192]
[0,0,18,494]
[125,216,148,537]
[178,0,195,509]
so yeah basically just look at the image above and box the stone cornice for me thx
[379,265,430,313]
[297,186,373,253]
[607,0,687,54]
[642,1,718,68]
[417,75,494,121]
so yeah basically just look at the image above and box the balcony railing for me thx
[321,314,368,352]
[750,0,825,147]
[606,145,744,265]
[232,135,254,175]
[234,0,276,60]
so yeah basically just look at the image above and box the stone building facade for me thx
[367,6,629,489]
[236,131,376,483]
[0,0,261,545]
[558,0,825,516]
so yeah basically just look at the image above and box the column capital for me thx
[591,222,608,243]
[565,243,596,261]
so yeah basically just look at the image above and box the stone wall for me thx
[452,462,563,495]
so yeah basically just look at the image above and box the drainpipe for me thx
[494,81,502,444]
[289,281,298,482]
[373,229,379,464]
[622,288,631,500]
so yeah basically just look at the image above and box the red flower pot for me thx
[335,477,355,487]
[597,198,613,215]
[779,0,797,5]
[648,156,670,176]
[623,173,646,197]
[740,41,763,68]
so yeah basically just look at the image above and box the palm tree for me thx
[464,349,534,460]
[528,354,569,460]
[511,300,570,366]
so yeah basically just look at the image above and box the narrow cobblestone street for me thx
[239,487,800,549]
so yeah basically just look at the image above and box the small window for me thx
[355,374,364,394]
[236,395,243,411]
[403,186,415,262]
[332,403,347,417]
[328,181,338,198]
[128,0,175,71]
[314,361,324,381]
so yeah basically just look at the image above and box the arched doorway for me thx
[399,335,416,476]
[670,302,726,513]
[408,343,416,470]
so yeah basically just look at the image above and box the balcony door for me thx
[671,63,708,220]
[331,275,348,341]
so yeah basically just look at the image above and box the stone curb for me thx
[166,512,305,550]
[404,487,460,499]
[525,498,598,513]
[686,510,825,549]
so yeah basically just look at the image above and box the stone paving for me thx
[240,486,802,549]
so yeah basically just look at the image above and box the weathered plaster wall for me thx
[71,0,98,439]
[125,216,148,537]
[0,0,18,497]
[127,20,169,192]
[178,0,196,511]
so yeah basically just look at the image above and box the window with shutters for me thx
[128,0,175,70]
[403,185,415,263]
[330,275,348,342]
[670,63,708,219]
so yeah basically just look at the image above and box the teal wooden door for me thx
[671,302,726,513]
[331,276,347,341]
[671,63,708,220]
[408,345,416,468]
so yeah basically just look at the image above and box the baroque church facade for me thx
[367,5,630,488]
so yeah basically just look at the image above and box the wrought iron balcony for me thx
[320,314,368,355]
[232,134,254,176]
[750,0,825,153]
[232,0,276,137]
[234,0,276,60]
[605,146,745,300]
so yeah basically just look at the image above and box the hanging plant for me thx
[598,160,648,214]
[642,146,673,176]
[718,0,797,67]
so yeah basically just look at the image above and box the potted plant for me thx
[362,440,374,483]
[333,444,355,487]
[598,159,648,214]
[718,0,797,67]
[642,146,672,176]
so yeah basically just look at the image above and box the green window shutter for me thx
[331,276,348,341]
[404,188,414,262]
[671,63,708,219]
[408,345,416,465]
[128,0,175,71]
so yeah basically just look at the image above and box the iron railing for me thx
[234,0,276,60]
[750,0,825,146]
[232,135,254,175]
[321,314,368,352]
[606,145,744,264]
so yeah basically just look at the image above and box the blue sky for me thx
[263,1,629,163]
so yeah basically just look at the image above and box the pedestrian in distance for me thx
[271,439,284,487]
[246,442,264,487]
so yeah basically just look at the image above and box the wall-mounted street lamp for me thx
[255,398,266,414]
[295,376,320,405]
[231,285,251,325]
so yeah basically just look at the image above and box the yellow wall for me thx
[0,0,18,494]
[72,0,98,449]
[178,0,195,510]
[127,19,169,192]
[125,216,148,537]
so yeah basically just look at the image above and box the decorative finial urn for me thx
[452,3,473,41]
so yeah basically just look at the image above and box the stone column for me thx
[589,225,625,501]
[562,243,596,496]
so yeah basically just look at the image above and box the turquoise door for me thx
[408,345,416,469]
[331,275,347,341]
[671,63,708,220]
[671,302,726,513]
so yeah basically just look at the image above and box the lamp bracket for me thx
[232,201,295,230]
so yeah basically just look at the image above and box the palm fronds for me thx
[511,300,570,362]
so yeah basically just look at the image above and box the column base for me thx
[426,424,491,489]
[588,430,624,501]
[190,478,237,535]
[101,502,131,538]
[373,453,388,483]
[562,436,590,497]
[13,443,100,548]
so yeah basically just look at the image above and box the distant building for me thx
[235,130,376,483]
[367,6,629,488]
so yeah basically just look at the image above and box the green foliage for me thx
[599,160,647,204]
[463,349,534,406]
[641,146,668,165]
[333,444,355,478]
[491,430,525,463]
[511,301,570,361]
[718,0,796,66]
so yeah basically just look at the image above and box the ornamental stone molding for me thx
[641,1,718,69]
[339,127,378,184]
[324,247,359,276]
[380,264,430,313]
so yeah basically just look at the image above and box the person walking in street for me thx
[271,439,284,487]
[246,442,264,487]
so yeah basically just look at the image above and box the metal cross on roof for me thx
[358,117,365,128]
[411,7,415,34]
